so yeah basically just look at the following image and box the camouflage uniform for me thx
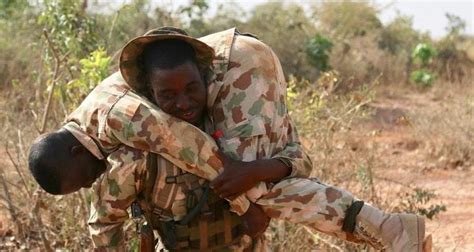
[67,28,361,249]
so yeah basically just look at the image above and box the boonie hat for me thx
[119,26,215,91]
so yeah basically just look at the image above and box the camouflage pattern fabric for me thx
[88,145,265,251]
[199,29,313,202]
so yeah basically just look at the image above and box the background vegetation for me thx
[1,0,472,250]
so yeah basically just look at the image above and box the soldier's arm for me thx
[271,116,313,178]
[106,101,250,215]
[88,147,146,250]
[211,127,313,200]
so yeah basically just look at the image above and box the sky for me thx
[104,0,473,38]
[377,0,473,38]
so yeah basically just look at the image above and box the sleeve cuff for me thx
[228,195,250,216]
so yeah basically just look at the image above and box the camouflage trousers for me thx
[257,178,360,243]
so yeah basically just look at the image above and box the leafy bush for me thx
[410,43,437,87]
[38,0,102,59]
[410,70,435,87]
[64,48,111,107]
[399,188,447,220]
[306,34,333,73]
[412,43,437,66]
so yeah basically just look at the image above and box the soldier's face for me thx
[60,146,105,194]
[148,61,207,126]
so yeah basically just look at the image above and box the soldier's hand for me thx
[210,152,259,199]
[211,151,291,200]
[241,202,270,238]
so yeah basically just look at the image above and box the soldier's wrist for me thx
[251,159,291,183]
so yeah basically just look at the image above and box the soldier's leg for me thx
[256,178,363,243]
[255,178,426,251]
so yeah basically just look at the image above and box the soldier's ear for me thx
[200,67,210,85]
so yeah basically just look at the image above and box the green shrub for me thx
[306,34,333,73]
[412,43,437,66]
[62,47,111,108]
[410,43,437,87]
[410,70,435,87]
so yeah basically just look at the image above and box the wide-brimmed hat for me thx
[119,27,215,91]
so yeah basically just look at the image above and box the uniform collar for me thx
[63,122,105,160]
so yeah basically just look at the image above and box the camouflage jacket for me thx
[88,145,149,249]
[88,145,264,251]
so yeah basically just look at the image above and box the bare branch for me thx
[5,144,31,198]
[40,30,62,134]
[0,170,24,242]
[32,190,53,252]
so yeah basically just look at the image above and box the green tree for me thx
[0,0,39,88]
[38,0,102,59]
[203,3,246,35]
[379,14,420,54]
[180,0,210,36]
[243,2,317,78]
[314,1,382,40]
[445,13,466,36]
[65,48,111,107]
[0,0,30,19]
[101,0,169,52]
[306,34,333,73]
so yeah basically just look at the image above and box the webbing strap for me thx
[165,173,200,184]
[155,158,179,210]
[144,153,158,207]
[199,219,208,249]
[174,213,241,240]
[179,185,210,225]
[223,210,232,243]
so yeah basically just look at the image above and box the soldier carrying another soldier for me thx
[28,27,429,251]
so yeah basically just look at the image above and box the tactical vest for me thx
[138,153,244,251]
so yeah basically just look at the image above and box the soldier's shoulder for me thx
[111,145,147,162]
[96,71,131,93]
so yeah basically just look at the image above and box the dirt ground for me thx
[354,87,474,251]
[360,127,474,251]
